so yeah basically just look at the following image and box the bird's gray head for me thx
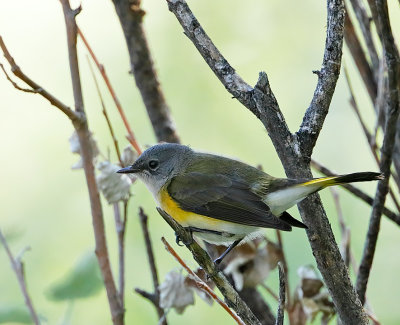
[117,143,193,193]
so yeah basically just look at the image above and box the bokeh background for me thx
[1,0,399,324]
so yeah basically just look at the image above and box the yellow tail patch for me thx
[301,176,337,188]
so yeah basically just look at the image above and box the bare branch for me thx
[162,237,246,325]
[0,36,82,123]
[157,208,261,325]
[356,0,400,305]
[138,208,167,324]
[311,159,400,224]
[275,263,285,325]
[164,0,368,323]
[275,231,291,309]
[0,229,40,325]
[59,1,124,323]
[112,0,180,143]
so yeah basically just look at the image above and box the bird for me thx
[117,143,383,264]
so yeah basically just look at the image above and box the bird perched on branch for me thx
[118,143,383,264]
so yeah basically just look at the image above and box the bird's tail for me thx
[265,172,383,216]
[301,172,384,188]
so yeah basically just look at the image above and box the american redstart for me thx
[117,143,383,264]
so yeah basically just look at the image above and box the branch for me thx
[356,0,400,305]
[275,263,285,325]
[0,36,82,124]
[311,159,400,225]
[0,230,40,325]
[59,1,124,324]
[138,208,167,324]
[165,0,368,323]
[157,208,261,325]
[113,203,127,308]
[275,231,291,309]
[112,0,180,143]
[162,237,246,325]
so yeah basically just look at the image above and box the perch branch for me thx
[59,1,124,323]
[0,230,40,325]
[356,0,400,305]
[162,237,246,325]
[112,0,180,143]
[157,208,261,325]
[138,208,166,323]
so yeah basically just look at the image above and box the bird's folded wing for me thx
[168,172,292,231]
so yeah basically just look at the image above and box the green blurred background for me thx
[1,0,399,324]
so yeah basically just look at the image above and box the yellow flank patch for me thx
[301,176,337,187]
[158,188,235,230]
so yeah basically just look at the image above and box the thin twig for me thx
[0,36,81,123]
[0,230,40,325]
[113,203,127,307]
[311,159,400,225]
[356,0,400,305]
[275,263,285,325]
[260,284,279,302]
[275,230,291,309]
[138,208,166,324]
[59,1,124,323]
[157,208,261,325]
[161,237,246,325]
[86,56,122,165]
[0,63,36,93]
[77,27,142,155]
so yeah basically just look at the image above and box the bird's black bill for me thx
[117,166,140,174]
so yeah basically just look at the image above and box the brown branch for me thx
[275,263,285,325]
[113,203,127,308]
[0,63,36,93]
[138,208,167,324]
[157,208,261,325]
[356,0,400,305]
[59,1,124,324]
[0,36,82,123]
[112,0,180,143]
[311,159,400,225]
[0,230,40,325]
[161,237,246,325]
[78,27,142,155]
[165,0,368,323]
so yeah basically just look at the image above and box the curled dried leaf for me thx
[121,146,138,167]
[96,161,131,204]
[69,131,99,169]
[159,270,194,314]
[222,237,279,290]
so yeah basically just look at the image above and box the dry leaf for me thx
[121,146,138,167]
[159,270,194,314]
[69,131,99,169]
[96,161,131,204]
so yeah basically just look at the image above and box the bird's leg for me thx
[214,238,243,265]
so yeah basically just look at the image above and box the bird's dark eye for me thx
[148,160,159,170]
